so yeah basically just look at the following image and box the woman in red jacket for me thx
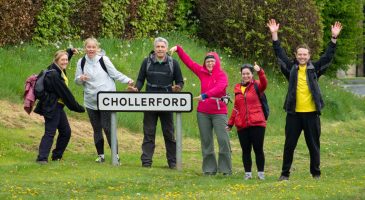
[227,62,268,180]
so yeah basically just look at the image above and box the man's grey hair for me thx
[154,37,168,48]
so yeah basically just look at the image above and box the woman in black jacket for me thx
[35,49,85,164]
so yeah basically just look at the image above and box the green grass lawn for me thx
[0,100,364,199]
[0,33,365,199]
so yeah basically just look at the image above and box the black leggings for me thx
[237,126,265,172]
[86,108,116,155]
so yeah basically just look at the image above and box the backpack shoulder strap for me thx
[81,56,86,73]
[99,56,108,74]
[146,57,152,72]
[167,56,174,75]
[81,56,108,75]
[253,82,262,99]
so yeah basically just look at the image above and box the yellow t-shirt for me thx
[58,69,69,105]
[241,86,246,94]
[295,64,316,112]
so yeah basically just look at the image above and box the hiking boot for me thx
[36,160,48,165]
[95,156,105,163]
[142,164,151,168]
[278,175,289,181]
[313,175,320,180]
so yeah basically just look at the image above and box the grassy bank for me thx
[1,33,365,137]
[0,100,364,199]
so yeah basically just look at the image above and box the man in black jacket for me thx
[267,19,342,180]
[130,37,184,169]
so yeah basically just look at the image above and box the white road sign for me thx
[97,92,193,112]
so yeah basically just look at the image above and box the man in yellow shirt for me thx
[267,19,342,181]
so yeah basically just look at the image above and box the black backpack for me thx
[34,69,55,100]
[253,83,270,120]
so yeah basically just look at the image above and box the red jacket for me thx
[228,69,268,129]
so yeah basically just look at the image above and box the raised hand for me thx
[331,21,342,38]
[253,62,261,72]
[267,19,280,33]
[169,46,177,55]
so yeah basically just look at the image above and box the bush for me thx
[32,0,79,45]
[315,0,363,76]
[0,0,42,46]
[101,0,130,38]
[71,0,103,39]
[195,0,323,67]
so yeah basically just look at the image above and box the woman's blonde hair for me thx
[84,37,101,52]
[53,50,68,64]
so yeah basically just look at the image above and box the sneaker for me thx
[258,172,265,180]
[244,173,253,180]
[169,164,176,169]
[52,158,62,161]
[278,175,289,181]
[95,156,105,163]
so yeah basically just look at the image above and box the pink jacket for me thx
[23,75,37,114]
[176,46,228,114]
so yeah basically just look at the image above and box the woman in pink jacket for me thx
[170,45,232,175]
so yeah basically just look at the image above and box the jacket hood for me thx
[202,52,222,73]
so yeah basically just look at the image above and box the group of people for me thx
[34,19,342,181]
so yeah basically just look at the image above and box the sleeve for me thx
[135,59,148,91]
[176,45,202,76]
[52,73,85,113]
[257,69,268,92]
[173,59,184,88]
[204,72,228,98]
[66,48,74,61]
[313,41,336,77]
[103,56,132,84]
[74,59,84,85]
[273,40,292,79]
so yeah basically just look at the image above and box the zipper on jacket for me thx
[244,90,249,127]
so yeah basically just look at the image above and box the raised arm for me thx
[170,45,202,76]
[314,21,342,76]
[254,62,268,92]
[267,19,292,79]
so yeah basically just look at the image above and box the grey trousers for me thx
[197,112,232,174]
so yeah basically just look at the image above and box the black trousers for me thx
[37,104,71,161]
[237,126,266,172]
[281,112,321,177]
[141,111,176,167]
[86,108,116,155]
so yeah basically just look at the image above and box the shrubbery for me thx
[0,0,42,46]
[315,0,363,76]
[196,0,323,67]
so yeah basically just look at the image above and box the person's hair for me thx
[53,50,68,64]
[84,37,101,52]
[295,44,311,54]
[240,63,253,73]
[154,37,168,48]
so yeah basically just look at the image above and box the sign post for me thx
[97,92,192,169]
